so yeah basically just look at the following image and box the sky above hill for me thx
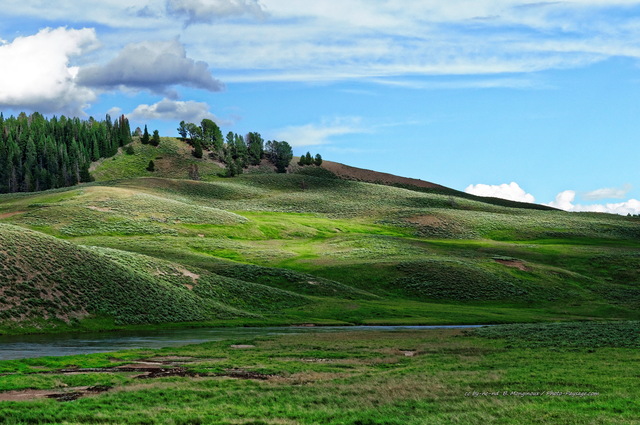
[1,0,639,214]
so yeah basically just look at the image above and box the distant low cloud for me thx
[582,184,632,201]
[274,117,366,147]
[548,190,640,215]
[166,0,267,25]
[128,98,226,125]
[0,27,98,115]
[464,182,536,203]
[77,39,224,95]
[547,190,576,211]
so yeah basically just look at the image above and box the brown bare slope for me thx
[321,160,448,190]
[318,160,555,211]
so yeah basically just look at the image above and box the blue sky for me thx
[1,0,639,214]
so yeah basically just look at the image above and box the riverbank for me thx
[0,325,488,361]
[0,322,637,424]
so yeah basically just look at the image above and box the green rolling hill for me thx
[1,137,639,334]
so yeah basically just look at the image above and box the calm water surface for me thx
[0,325,485,360]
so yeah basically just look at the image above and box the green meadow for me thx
[0,322,638,424]
[1,137,639,333]
[1,137,639,423]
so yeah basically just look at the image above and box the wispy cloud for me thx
[273,117,368,147]
[4,0,640,114]
[582,184,632,201]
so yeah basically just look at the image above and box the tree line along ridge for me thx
[0,111,324,195]
[177,119,321,176]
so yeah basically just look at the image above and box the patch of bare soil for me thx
[494,259,530,271]
[0,385,112,402]
[53,363,199,380]
[0,389,61,402]
[135,367,198,379]
[0,211,26,219]
[86,205,113,213]
[144,356,196,363]
[177,267,200,284]
[321,160,448,190]
[115,361,165,370]
[0,360,280,402]
[405,215,444,227]
[218,369,277,380]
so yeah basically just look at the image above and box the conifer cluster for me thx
[0,112,131,193]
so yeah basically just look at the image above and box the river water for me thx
[0,325,485,360]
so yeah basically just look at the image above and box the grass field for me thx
[1,137,639,334]
[0,321,637,424]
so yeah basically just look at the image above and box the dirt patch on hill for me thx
[0,211,26,219]
[0,385,112,402]
[406,215,445,227]
[321,161,448,190]
[494,259,530,271]
[177,267,200,283]
[86,205,114,213]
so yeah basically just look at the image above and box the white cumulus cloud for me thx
[128,98,225,124]
[548,190,577,211]
[464,182,536,203]
[0,27,98,115]
[547,190,640,215]
[77,39,224,95]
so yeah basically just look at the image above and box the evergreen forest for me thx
[0,112,131,193]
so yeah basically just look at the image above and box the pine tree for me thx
[246,132,264,165]
[151,130,160,147]
[265,140,293,173]
[192,138,203,158]
[177,121,188,139]
[146,160,155,172]
[314,153,323,166]
[141,125,150,144]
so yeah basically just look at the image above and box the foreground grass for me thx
[0,322,638,424]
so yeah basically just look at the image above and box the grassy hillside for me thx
[1,137,639,334]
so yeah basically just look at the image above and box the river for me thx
[0,325,485,360]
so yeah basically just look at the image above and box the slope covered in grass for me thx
[1,136,639,334]
[0,224,316,333]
